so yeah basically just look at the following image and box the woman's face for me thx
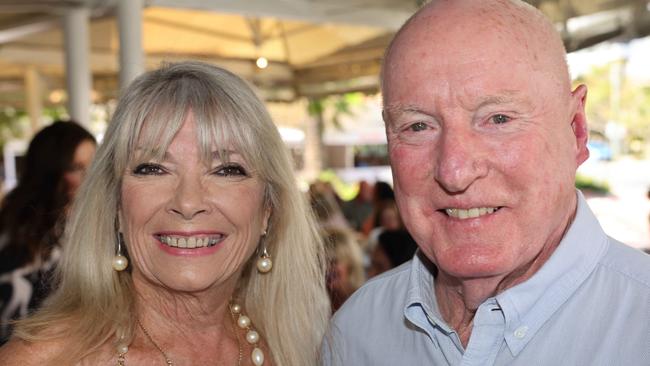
[380,206,402,230]
[63,139,96,199]
[119,115,270,293]
[367,246,392,278]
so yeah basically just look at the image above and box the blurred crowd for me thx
[308,179,418,312]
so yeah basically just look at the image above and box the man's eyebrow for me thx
[382,105,430,119]
[474,91,530,109]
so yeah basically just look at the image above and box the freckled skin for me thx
[382,0,589,308]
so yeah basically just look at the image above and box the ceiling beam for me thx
[0,15,59,44]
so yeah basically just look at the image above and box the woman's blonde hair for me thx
[14,61,330,365]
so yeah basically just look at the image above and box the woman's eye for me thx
[491,114,511,124]
[408,122,428,132]
[214,164,248,177]
[132,163,165,175]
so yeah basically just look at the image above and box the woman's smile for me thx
[154,232,228,256]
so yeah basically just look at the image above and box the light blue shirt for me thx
[321,193,650,365]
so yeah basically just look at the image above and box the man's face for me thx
[383,17,588,281]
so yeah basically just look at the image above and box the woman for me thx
[0,120,96,344]
[322,228,365,312]
[367,230,418,278]
[309,181,350,231]
[364,199,404,255]
[0,61,330,365]
[360,181,395,236]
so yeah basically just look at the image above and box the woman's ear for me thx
[261,206,271,235]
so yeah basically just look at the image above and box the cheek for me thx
[205,184,267,230]
[119,182,163,231]
[506,134,575,194]
[63,173,82,193]
[390,144,433,191]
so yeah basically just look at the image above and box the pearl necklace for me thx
[116,302,265,366]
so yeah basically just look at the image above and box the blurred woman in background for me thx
[0,121,96,344]
[323,228,365,312]
[367,230,418,278]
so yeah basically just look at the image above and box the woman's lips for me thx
[153,233,226,249]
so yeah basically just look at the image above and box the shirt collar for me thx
[498,191,609,355]
[403,191,610,354]
[405,249,459,335]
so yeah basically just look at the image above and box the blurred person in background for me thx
[0,120,96,344]
[323,228,365,312]
[365,200,404,253]
[341,180,374,232]
[367,230,418,278]
[310,181,350,231]
[361,181,395,236]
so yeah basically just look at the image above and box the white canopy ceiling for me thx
[0,0,648,106]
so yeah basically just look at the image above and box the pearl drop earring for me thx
[256,247,273,273]
[256,230,272,274]
[112,233,129,271]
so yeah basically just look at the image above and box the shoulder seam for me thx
[596,260,650,289]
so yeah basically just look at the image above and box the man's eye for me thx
[132,163,165,175]
[491,114,510,124]
[409,122,428,132]
[214,164,248,177]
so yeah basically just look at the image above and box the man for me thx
[321,1,650,365]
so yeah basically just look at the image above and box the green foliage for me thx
[575,173,610,195]
[0,107,29,150]
[317,170,359,201]
[576,61,650,154]
[307,92,364,131]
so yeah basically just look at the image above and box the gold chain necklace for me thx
[116,302,265,366]
[137,319,174,366]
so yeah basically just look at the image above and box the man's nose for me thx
[434,127,489,193]
[168,175,210,220]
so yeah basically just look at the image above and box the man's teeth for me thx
[445,207,499,219]
[156,235,223,248]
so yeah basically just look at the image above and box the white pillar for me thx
[63,7,92,128]
[117,0,144,90]
[24,66,43,134]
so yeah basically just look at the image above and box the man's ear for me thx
[570,84,589,166]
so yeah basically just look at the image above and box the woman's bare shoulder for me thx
[0,337,64,365]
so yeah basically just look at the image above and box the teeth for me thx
[156,235,224,248]
[445,207,499,219]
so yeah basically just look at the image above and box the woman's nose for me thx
[168,175,210,220]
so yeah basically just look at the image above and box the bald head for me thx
[382,0,570,101]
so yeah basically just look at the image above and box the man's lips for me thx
[440,206,503,219]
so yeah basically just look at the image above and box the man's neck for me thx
[433,237,563,348]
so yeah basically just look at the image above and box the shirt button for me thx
[514,326,528,339]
